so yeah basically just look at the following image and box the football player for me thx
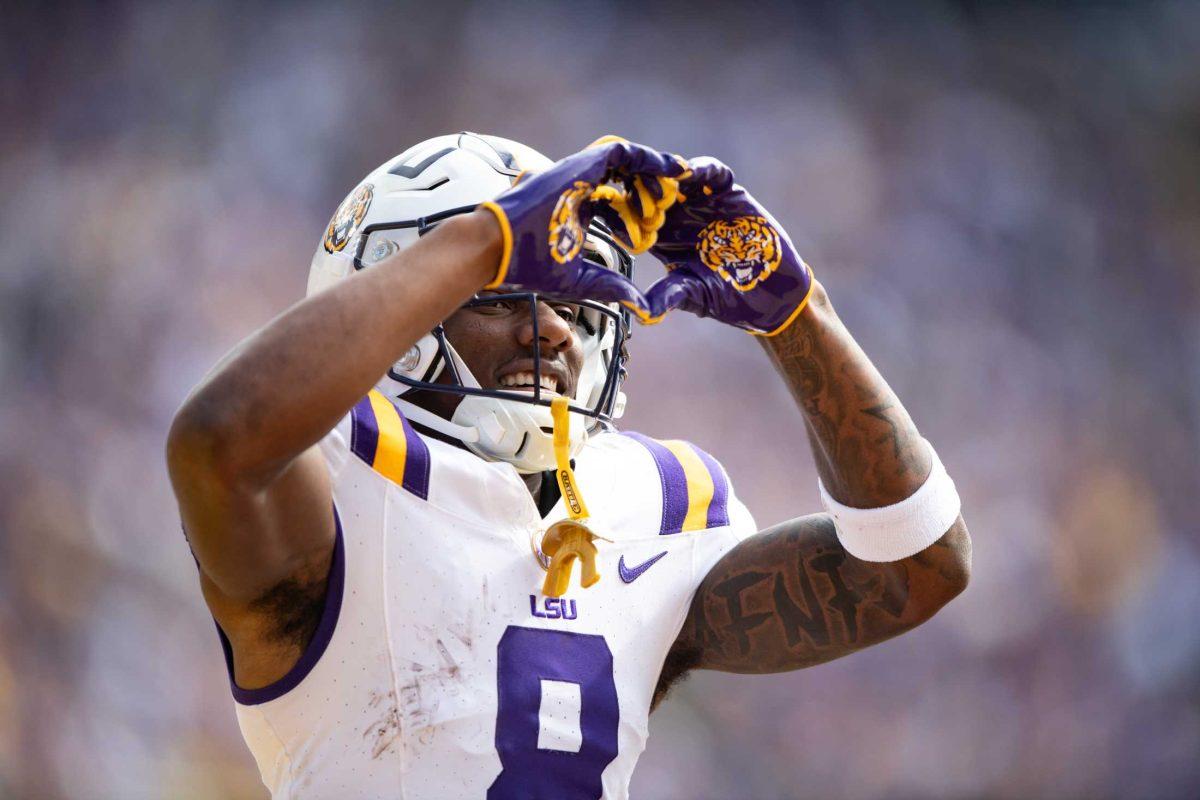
[167,133,971,799]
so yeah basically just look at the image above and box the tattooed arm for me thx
[656,280,970,701]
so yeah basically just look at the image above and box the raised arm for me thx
[166,209,500,680]
[169,138,691,688]
[671,280,970,681]
[636,157,970,699]
[169,137,688,606]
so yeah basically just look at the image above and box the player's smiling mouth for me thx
[494,360,572,397]
[498,371,559,394]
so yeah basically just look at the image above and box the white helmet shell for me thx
[308,133,629,473]
[309,132,551,295]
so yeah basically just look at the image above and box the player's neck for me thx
[522,470,543,502]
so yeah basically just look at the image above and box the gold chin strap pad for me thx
[540,519,601,598]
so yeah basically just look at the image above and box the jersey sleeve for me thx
[318,412,354,481]
[608,431,760,679]
[678,446,757,584]
[711,457,757,542]
[319,390,431,499]
[618,431,757,539]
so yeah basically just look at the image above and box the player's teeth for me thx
[501,371,537,388]
[497,371,560,391]
[497,371,560,392]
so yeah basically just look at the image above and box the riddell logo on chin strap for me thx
[560,469,583,516]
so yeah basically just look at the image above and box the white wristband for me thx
[818,439,961,562]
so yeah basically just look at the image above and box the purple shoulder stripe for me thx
[691,444,731,528]
[349,395,379,464]
[215,506,345,706]
[621,431,690,535]
[349,394,430,500]
[398,412,430,500]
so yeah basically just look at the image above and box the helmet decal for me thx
[388,147,455,178]
[323,183,374,253]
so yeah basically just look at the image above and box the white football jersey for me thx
[217,390,757,799]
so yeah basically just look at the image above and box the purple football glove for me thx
[637,157,814,335]
[478,138,688,308]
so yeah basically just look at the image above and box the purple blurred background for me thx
[2,2,1198,798]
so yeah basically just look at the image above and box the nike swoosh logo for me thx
[618,551,668,584]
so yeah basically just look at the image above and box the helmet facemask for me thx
[369,214,633,473]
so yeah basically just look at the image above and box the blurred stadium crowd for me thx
[1,2,1198,798]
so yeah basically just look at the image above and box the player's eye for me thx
[551,303,579,324]
[548,302,598,337]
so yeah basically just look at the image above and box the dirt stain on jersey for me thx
[393,624,482,746]
[363,689,401,760]
[435,638,461,680]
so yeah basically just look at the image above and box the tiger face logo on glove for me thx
[547,181,592,264]
[324,183,374,254]
[697,216,782,292]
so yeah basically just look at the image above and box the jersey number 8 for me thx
[489,626,619,799]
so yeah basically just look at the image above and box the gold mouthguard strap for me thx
[551,396,589,520]
[539,397,601,597]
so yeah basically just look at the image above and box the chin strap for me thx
[392,398,480,443]
[539,397,604,597]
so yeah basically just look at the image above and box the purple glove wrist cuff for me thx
[754,268,815,336]
[479,200,514,290]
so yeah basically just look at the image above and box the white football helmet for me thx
[308,132,633,473]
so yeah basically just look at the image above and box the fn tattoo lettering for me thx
[697,527,911,667]
[681,517,967,674]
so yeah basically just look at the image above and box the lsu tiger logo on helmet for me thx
[697,215,782,292]
[547,180,592,264]
[323,183,374,254]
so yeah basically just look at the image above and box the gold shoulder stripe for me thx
[366,390,409,487]
[661,440,716,533]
